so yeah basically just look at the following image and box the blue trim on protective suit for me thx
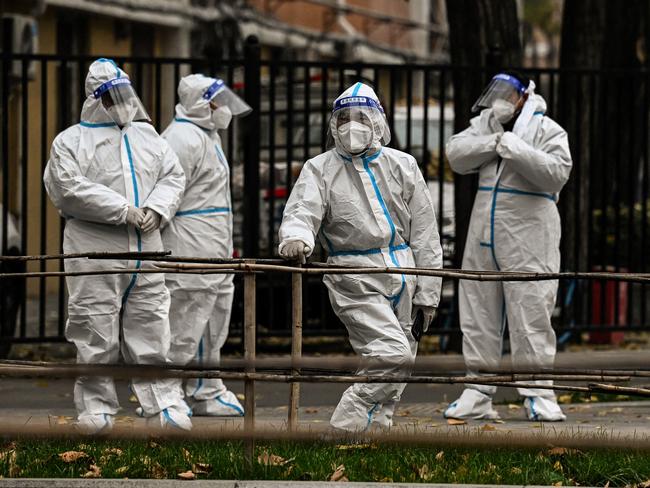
[329,242,409,257]
[366,403,379,429]
[80,121,118,128]
[351,82,362,96]
[443,401,458,418]
[533,111,545,116]
[174,117,210,132]
[478,186,556,202]
[121,133,142,304]
[176,207,230,217]
[162,408,181,428]
[489,184,501,271]
[479,242,492,248]
[361,149,406,306]
[216,395,244,416]
[529,397,539,421]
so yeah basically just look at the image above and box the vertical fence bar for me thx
[19,58,28,335]
[58,58,68,337]
[38,59,47,339]
[405,67,412,155]
[1,28,10,257]
[642,71,649,326]
[422,68,430,181]
[243,261,256,464]
[438,69,446,235]
[288,265,302,431]
[267,62,277,256]
[243,36,261,258]
[154,61,162,132]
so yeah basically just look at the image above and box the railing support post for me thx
[288,264,303,431]
[244,261,256,466]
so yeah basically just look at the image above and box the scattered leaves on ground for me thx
[82,464,101,478]
[128,394,138,403]
[192,462,212,474]
[511,466,522,475]
[59,451,88,463]
[115,466,128,475]
[329,463,347,482]
[435,451,444,461]
[447,418,466,426]
[182,448,192,462]
[258,451,293,466]
[416,464,433,481]
[480,424,496,431]
[336,444,372,450]
[558,394,573,404]
[177,470,195,480]
[508,403,521,410]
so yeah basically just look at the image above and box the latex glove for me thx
[496,131,527,160]
[280,240,312,264]
[125,206,145,227]
[412,305,437,332]
[140,208,161,234]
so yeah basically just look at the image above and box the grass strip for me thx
[2,438,650,485]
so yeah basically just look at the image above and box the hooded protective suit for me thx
[43,59,190,433]
[445,84,572,421]
[279,83,443,431]
[161,74,244,416]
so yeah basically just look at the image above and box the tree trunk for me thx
[445,0,522,351]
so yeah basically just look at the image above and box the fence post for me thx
[243,260,256,466]
[243,36,261,258]
[288,265,303,431]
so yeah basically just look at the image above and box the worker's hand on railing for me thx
[279,240,312,265]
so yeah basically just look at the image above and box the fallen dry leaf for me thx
[178,470,195,480]
[553,482,562,487]
[508,403,521,411]
[59,451,88,463]
[236,393,245,402]
[128,394,138,403]
[257,451,291,466]
[305,408,318,414]
[148,441,160,449]
[435,451,444,461]
[182,448,192,462]
[396,410,411,417]
[82,464,101,478]
[511,466,522,475]
[604,481,610,488]
[192,462,212,474]
[494,419,505,424]
[330,463,346,482]
[150,462,166,479]
[447,418,466,426]
[336,443,371,450]
[417,464,432,481]
[480,424,496,431]
[557,394,573,404]
[115,466,129,475]
[102,448,123,457]
[548,447,568,456]
[7,449,19,477]
[553,460,563,472]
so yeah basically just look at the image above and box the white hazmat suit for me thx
[161,74,248,416]
[44,59,190,433]
[279,83,443,431]
[445,81,572,421]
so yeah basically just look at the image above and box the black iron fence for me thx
[2,38,650,354]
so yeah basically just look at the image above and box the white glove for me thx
[140,208,161,234]
[496,131,527,160]
[412,305,437,332]
[125,206,145,227]
[280,240,312,264]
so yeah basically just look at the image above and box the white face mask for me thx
[337,121,373,155]
[211,105,232,129]
[107,102,137,127]
[492,99,516,124]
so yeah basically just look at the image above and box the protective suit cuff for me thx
[141,202,169,226]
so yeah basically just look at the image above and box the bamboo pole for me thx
[243,261,256,466]
[288,264,303,431]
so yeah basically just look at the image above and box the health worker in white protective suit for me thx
[279,82,443,432]
[44,59,190,434]
[445,71,572,422]
[161,75,251,416]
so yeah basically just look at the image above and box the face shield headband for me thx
[333,96,384,114]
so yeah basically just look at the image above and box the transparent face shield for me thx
[94,78,149,126]
[326,96,391,155]
[471,73,526,113]
[204,79,252,117]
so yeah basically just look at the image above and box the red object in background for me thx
[589,268,628,345]
[263,188,288,200]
